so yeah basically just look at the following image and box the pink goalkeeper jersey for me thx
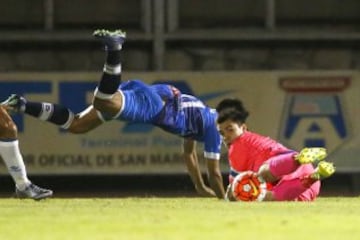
[228,131,292,173]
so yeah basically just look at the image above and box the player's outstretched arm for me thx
[206,159,225,199]
[183,139,216,197]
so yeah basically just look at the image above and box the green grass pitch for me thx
[0,197,360,240]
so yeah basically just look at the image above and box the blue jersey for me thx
[108,80,222,160]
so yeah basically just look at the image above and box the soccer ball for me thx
[231,171,267,202]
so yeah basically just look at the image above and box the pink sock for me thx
[268,152,299,178]
[272,177,316,201]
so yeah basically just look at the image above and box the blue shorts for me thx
[115,80,164,123]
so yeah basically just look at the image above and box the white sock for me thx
[103,64,121,75]
[0,140,31,190]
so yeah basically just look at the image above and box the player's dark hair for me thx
[216,98,246,113]
[216,98,249,124]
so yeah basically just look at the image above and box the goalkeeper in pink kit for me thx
[216,98,335,202]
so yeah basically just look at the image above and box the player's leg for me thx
[1,94,75,129]
[0,106,30,189]
[258,148,328,183]
[0,106,53,200]
[92,29,126,116]
[1,95,103,133]
[262,162,335,201]
[295,162,335,201]
[264,178,321,201]
[229,152,335,201]
[258,151,299,183]
[1,29,126,130]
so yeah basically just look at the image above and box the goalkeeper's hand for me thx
[224,184,236,201]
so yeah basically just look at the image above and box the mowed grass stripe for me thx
[0,197,359,240]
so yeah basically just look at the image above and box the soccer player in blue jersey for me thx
[0,105,53,200]
[2,30,225,198]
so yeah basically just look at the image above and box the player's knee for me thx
[93,98,118,116]
[92,98,106,112]
[93,92,122,115]
[258,163,278,183]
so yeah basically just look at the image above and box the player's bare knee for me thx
[92,98,108,112]
[94,94,122,117]
[258,163,278,183]
[93,98,118,115]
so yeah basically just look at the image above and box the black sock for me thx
[98,73,122,95]
[106,50,121,65]
[25,102,73,127]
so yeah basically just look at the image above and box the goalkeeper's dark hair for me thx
[216,98,249,124]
